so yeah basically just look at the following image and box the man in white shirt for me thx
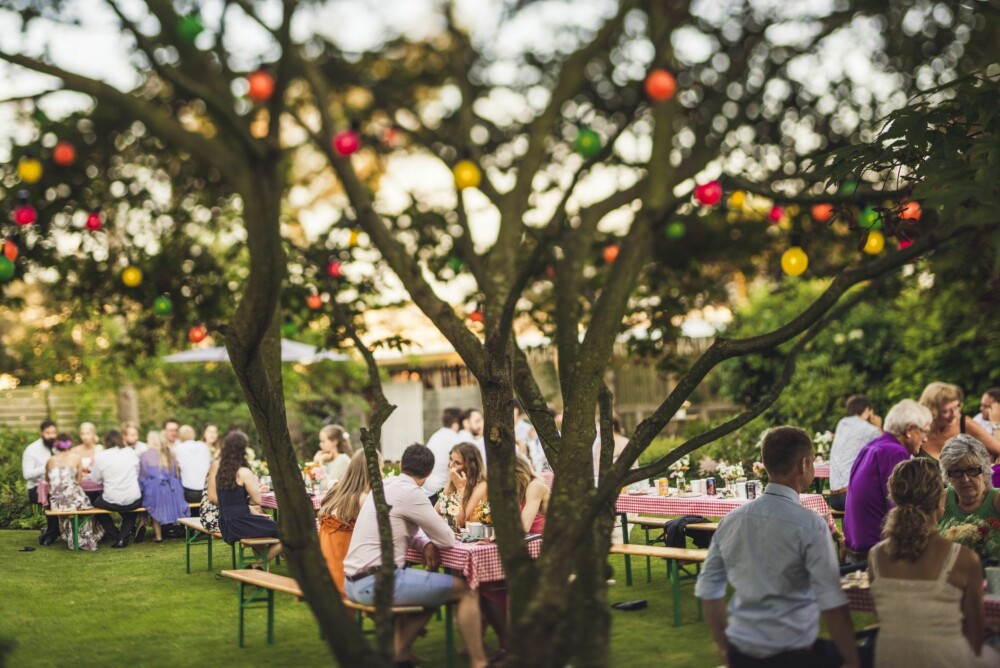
[162,417,180,447]
[514,402,549,473]
[459,408,487,466]
[343,445,487,668]
[697,427,859,668]
[422,407,465,500]
[172,424,211,503]
[90,429,143,548]
[122,422,148,455]
[22,419,61,545]
[828,395,882,511]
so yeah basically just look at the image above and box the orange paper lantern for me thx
[644,69,677,102]
[603,244,620,263]
[247,70,275,102]
[811,203,834,222]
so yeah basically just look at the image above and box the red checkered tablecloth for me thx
[814,463,830,479]
[405,539,543,590]
[844,584,1000,625]
[259,492,320,510]
[616,491,836,533]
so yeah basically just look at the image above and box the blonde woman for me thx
[313,425,353,482]
[318,451,382,592]
[139,431,189,542]
[70,422,103,503]
[868,458,997,666]
[920,382,1000,460]
[515,453,549,534]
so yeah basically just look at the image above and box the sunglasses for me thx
[946,467,984,479]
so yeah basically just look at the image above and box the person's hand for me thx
[870,413,883,429]
[449,468,467,492]
[423,543,441,570]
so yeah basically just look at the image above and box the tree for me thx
[2,2,996,665]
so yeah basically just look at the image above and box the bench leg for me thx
[238,582,245,647]
[208,535,213,571]
[73,515,80,553]
[184,525,192,574]
[642,527,652,583]
[231,543,237,569]
[620,513,632,587]
[445,604,455,668]
[267,589,275,644]
[669,559,681,627]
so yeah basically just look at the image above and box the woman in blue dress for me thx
[216,430,281,564]
[139,430,189,542]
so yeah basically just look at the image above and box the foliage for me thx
[0,425,46,529]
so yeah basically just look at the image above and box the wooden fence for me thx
[0,386,121,431]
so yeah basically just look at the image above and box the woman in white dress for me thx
[868,457,998,667]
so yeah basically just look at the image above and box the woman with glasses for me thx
[938,435,1000,526]
[919,382,1000,461]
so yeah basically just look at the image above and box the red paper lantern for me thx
[307,293,323,310]
[811,203,834,222]
[85,211,102,231]
[545,265,556,278]
[53,141,76,166]
[769,206,784,223]
[333,130,360,156]
[247,70,275,102]
[900,201,922,221]
[188,325,208,343]
[14,204,36,226]
[898,239,913,250]
[469,310,484,323]
[603,244,619,263]
[694,181,723,207]
[644,69,677,102]
[327,260,343,279]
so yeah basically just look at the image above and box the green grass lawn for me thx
[0,527,870,667]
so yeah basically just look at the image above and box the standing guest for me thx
[459,408,487,465]
[313,424,353,482]
[122,422,148,455]
[139,431,190,543]
[843,399,932,564]
[46,432,104,550]
[71,422,104,504]
[215,430,282,564]
[91,430,142,548]
[174,424,212,504]
[696,427,859,668]
[422,407,465,501]
[22,419,61,545]
[937,435,1000,526]
[435,444,488,530]
[973,387,1000,434]
[919,382,1000,461]
[828,395,882,512]
[592,415,631,479]
[162,418,180,448]
[343,444,488,668]
[202,423,220,457]
[318,450,382,593]
[868,458,997,666]
[514,401,549,473]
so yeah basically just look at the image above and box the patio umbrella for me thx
[162,339,349,364]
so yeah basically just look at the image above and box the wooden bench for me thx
[610,543,708,627]
[219,569,456,667]
[177,517,233,573]
[46,503,209,553]
[238,537,282,571]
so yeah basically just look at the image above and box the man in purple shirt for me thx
[844,399,932,562]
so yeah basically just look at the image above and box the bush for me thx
[0,425,46,529]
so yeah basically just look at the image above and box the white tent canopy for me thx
[162,339,350,364]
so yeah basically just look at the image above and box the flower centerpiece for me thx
[252,459,270,490]
[751,461,768,488]
[812,430,834,463]
[941,517,1000,567]
[669,455,691,492]
[476,500,494,538]
[718,461,745,494]
[301,462,327,494]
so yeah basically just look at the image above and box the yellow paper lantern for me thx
[863,230,885,255]
[121,266,143,287]
[348,229,360,247]
[781,247,808,276]
[18,157,43,184]
[453,160,481,190]
[729,190,746,208]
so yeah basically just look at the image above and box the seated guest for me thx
[869,458,997,666]
[938,434,1000,526]
[828,395,882,512]
[973,388,1000,435]
[201,457,221,533]
[919,382,1000,460]
[46,432,104,550]
[343,444,488,668]
[91,429,142,548]
[215,430,281,564]
[71,421,103,504]
[318,450,382,593]
[22,419,61,545]
[515,453,549,534]
[313,424,353,482]
[202,423,220,457]
[139,431,190,543]
[436,443,487,530]
[696,427,859,667]
[844,399,932,564]
[122,422,147,455]
[174,424,212,504]
[459,408,487,466]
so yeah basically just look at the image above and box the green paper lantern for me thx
[573,128,602,159]
[447,256,463,272]
[281,319,297,338]
[860,206,882,230]
[0,257,14,283]
[665,222,686,239]
[177,14,204,42]
[840,181,858,195]
[153,295,173,316]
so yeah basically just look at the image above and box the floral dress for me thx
[48,466,104,551]
[199,471,219,533]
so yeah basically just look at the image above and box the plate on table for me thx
[678,492,701,498]
[626,489,650,495]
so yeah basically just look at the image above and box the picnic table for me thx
[406,538,543,590]
[843,580,1000,627]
